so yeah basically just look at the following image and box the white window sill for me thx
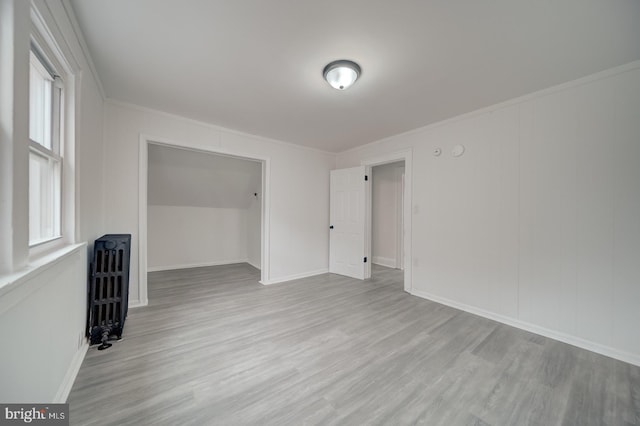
[29,235,68,261]
[29,235,63,250]
[0,242,86,315]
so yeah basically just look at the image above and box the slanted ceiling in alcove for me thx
[147,144,261,209]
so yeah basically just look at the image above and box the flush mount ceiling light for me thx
[323,60,361,90]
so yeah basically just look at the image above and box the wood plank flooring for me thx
[68,264,640,425]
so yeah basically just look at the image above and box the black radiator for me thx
[87,234,131,350]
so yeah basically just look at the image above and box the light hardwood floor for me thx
[68,264,640,425]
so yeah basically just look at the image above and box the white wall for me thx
[0,246,87,403]
[148,206,249,270]
[147,143,262,209]
[103,100,335,301]
[372,162,404,268]
[77,45,106,247]
[337,63,640,366]
[0,0,105,402]
[146,145,262,271]
[0,0,30,273]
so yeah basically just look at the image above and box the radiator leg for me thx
[98,327,112,350]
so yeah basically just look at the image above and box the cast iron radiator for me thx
[87,234,131,350]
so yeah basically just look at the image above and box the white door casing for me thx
[329,166,367,279]
[397,170,405,270]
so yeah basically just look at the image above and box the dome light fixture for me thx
[323,60,361,90]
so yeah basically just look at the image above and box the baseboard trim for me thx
[247,260,261,271]
[128,299,148,308]
[411,289,640,367]
[260,268,329,285]
[372,256,397,269]
[54,341,88,403]
[147,259,249,272]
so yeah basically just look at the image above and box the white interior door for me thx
[329,166,367,279]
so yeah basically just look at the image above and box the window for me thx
[29,48,63,246]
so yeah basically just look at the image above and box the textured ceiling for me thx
[148,144,261,209]
[70,0,640,152]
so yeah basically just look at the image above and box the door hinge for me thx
[365,175,368,181]
[364,257,367,263]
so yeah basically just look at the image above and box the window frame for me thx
[27,16,75,255]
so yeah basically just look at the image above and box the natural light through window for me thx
[29,49,63,246]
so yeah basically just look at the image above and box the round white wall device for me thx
[452,144,465,157]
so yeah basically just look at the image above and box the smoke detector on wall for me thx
[452,145,465,157]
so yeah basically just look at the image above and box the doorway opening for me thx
[138,135,271,306]
[370,161,405,286]
[362,149,412,293]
